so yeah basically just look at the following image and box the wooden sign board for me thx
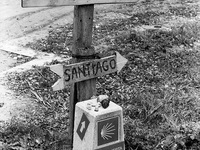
[22,0,142,7]
[50,52,127,91]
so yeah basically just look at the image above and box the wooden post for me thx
[69,4,96,149]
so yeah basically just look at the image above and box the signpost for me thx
[70,5,96,148]
[50,52,127,91]
[22,0,142,7]
[22,0,130,149]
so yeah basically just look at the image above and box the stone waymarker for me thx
[50,52,128,91]
[73,97,124,150]
[21,0,141,7]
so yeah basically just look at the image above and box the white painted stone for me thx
[73,98,125,150]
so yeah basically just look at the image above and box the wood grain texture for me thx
[69,5,96,148]
[50,52,127,89]
[71,4,96,105]
[62,55,116,84]
[22,0,142,7]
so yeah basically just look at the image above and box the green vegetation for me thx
[1,0,200,149]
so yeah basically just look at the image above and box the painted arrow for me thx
[50,51,128,91]
[80,121,85,133]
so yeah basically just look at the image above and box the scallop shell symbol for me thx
[100,123,115,140]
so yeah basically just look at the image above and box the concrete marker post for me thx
[73,97,125,150]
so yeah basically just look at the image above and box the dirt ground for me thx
[1,0,200,127]
[0,0,116,72]
[0,0,118,123]
[0,0,73,72]
[0,0,74,122]
[0,0,74,45]
[1,1,200,149]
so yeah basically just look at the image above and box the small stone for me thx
[101,99,110,109]
[94,105,99,112]
[86,103,92,110]
[91,103,96,107]
[98,102,101,107]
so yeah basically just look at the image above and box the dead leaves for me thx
[3,65,70,149]
[2,1,200,150]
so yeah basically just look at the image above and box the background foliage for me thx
[1,0,200,149]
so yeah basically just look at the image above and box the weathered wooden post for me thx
[69,4,96,146]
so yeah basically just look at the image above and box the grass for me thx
[1,0,200,150]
